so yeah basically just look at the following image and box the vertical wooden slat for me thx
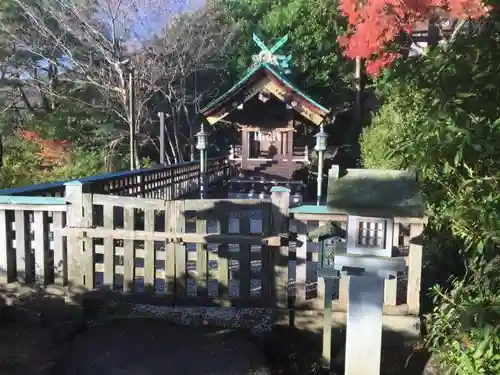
[64,181,84,286]
[164,201,176,296]
[144,208,156,292]
[82,193,94,289]
[52,211,67,285]
[407,222,424,315]
[260,202,273,305]
[338,219,349,307]
[174,201,186,300]
[14,210,33,283]
[196,215,207,297]
[316,220,328,302]
[295,220,307,302]
[218,206,230,304]
[322,278,334,368]
[384,222,400,306]
[103,203,115,288]
[260,202,272,303]
[270,187,290,309]
[238,207,251,301]
[33,211,51,284]
[0,210,15,283]
[123,207,135,292]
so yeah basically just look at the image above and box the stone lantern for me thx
[308,167,424,375]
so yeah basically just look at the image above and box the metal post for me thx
[159,112,165,165]
[204,149,208,187]
[353,57,362,125]
[128,69,136,171]
[317,149,324,205]
[200,148,205,199]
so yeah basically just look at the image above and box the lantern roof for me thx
[327,168,425,218]
[307,221,346,241]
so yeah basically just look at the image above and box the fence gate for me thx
[64,190,291,309]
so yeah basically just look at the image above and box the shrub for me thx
[360,25,500,374]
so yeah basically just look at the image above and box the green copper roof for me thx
[307,220,346,241]
[327,168,425,218]
[200,63,329,115]
[266,64,330,113]
[201,33,329,117]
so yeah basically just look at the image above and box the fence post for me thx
[139,173,146,198]
[270,186,290,311]
[407,221,424,315]
[64,181,93,289]
[0,209,14,283]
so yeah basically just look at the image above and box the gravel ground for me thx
[60,320,271,375]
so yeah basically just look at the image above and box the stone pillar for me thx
[345,274,385,375]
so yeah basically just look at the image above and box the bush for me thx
[0,138,43,188]
[0,137,106,189]
[360,23,500,374]
[426,258,500,375]
[37,148,105,183]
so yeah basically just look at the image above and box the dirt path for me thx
[0,321,62,375]
[61,320,271,375]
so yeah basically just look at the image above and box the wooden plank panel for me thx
[174,201,186,300]
[183,199,263,211]
[144,209,156,292]
[64,183,83,286]
[92,194,166,210]
[61,227,284,245]
[164,201,176,295]
[384,223,400,306]
[102,203,115,288]
[238,207,251,301]
[52,211,67,285]
[260,202,272,303]
[407,223,424,315]
[295,233,307,302]
[32,211,51,284]
[218,206,229,304]
[270,188,290,309]
[14,210,33,283]
[0,210,15,283]
[123,207,135,292]
[82,193,94,289]
[196,216,207,297]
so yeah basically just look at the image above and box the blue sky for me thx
[128,0,205,42]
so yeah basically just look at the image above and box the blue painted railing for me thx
[0,156,232,199]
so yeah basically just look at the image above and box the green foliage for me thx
[426,259,500,375]
[360,19,500,374]
[0,137,106,188]
[224,0,353,105]
[0,138,43,188]
[25,104,122,152]
[37,147,105,183]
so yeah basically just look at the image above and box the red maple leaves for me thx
[19,130,71,166]
[338,0,492,75]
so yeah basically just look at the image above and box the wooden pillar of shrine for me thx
[241,128,249,170]
[287,116,294,178]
